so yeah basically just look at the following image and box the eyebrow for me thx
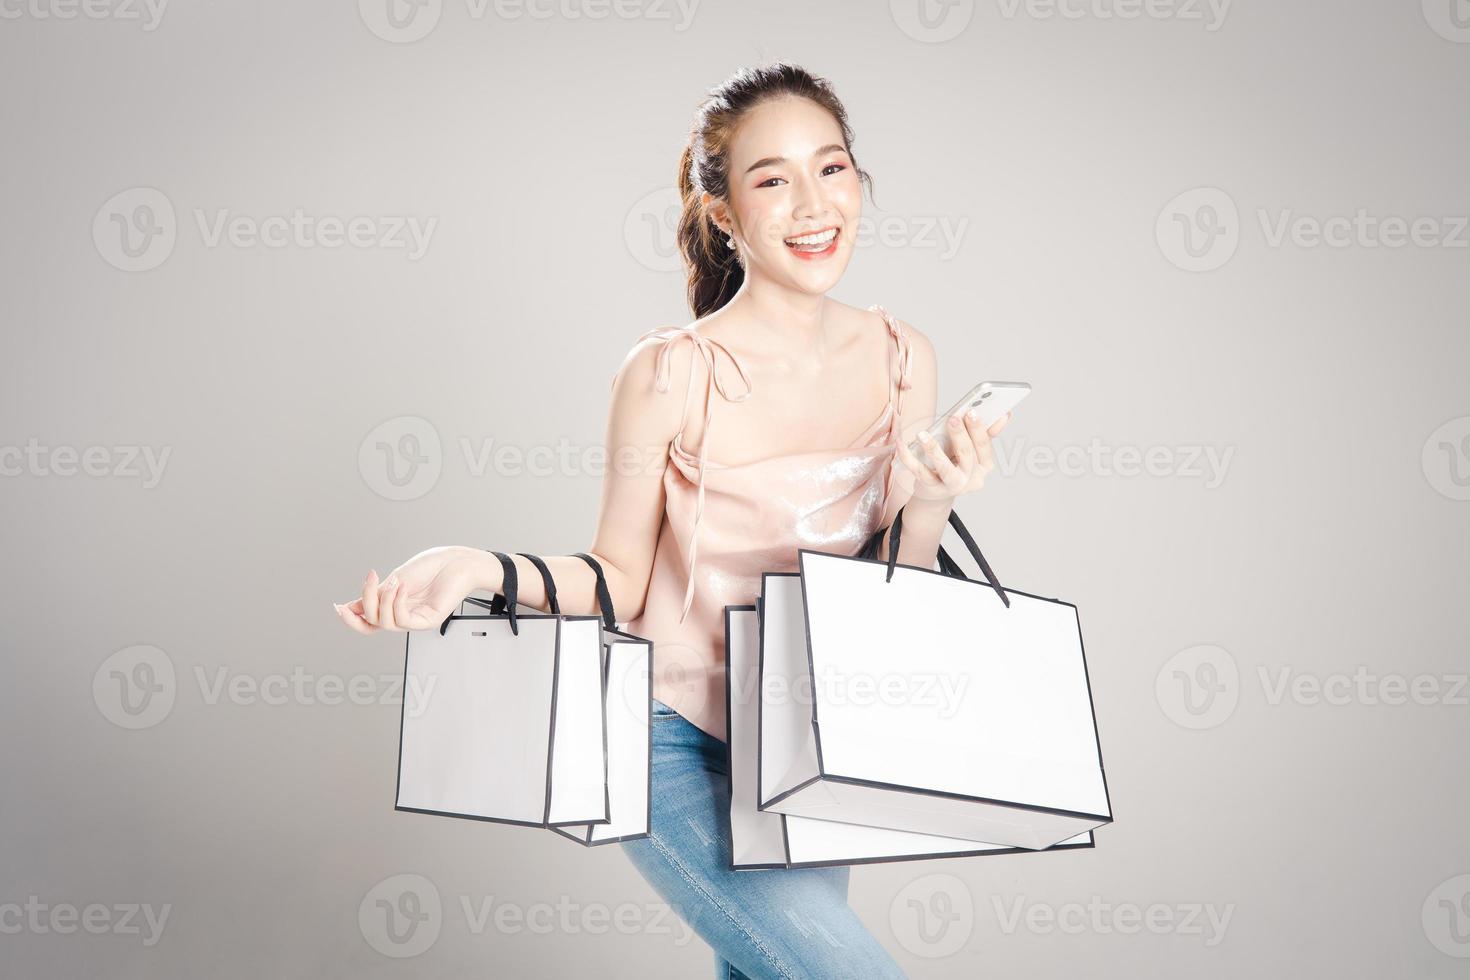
[743,144,849,175]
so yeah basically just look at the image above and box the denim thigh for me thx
[619,699,907,980]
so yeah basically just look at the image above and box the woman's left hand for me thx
[893,410,1012,502]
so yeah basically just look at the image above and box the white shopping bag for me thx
[726,601,1092,870]
[758,508,1113,851]
[395,551,609,829]
[552,553,653,846]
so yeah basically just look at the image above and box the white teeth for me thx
[785,228,837,246]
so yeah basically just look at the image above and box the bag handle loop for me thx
[572,552,617,630]
[867,505,1010,608]
[451,550,520,635]
[513,552,561,615]
[489,554,561,615]
[476,552,611,628]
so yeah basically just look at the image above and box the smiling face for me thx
[704,95,863,298]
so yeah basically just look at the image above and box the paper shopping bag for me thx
[726,600,1092,869]
[757,508,1112,851]
[395,551,609,829]
[550,553,653,846]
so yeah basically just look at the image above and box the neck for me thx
[721,279,832,357]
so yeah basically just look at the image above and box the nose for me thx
[790,170,832,224]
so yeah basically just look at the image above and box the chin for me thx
[774,251,852,293]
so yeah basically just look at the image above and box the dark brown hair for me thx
[676,63,873,319]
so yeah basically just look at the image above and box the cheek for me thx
[831,180,863,222]
[738,201,787,252]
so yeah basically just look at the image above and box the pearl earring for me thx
[725,233,736,250]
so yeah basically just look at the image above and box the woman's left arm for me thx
[881,322,1011,568]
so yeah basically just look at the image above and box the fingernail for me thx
[948,416,961,429]
[968,408,981,421]
[333,603,342,614]
[918,430,932,443]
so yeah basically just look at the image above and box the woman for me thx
[335,62,1010,979]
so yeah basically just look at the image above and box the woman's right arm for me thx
[334,334,695,634]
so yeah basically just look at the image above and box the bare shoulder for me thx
[892,312,934,363]
[608,323,708,433]
[856,302,935,374]
[881,309,938,414]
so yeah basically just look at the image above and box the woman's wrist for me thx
[891,495,952,567]
[463,546,505,594]
[902,494,954,524]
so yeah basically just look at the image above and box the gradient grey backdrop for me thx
[3,1,1468,977]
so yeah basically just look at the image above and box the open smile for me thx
[783,226,840,259]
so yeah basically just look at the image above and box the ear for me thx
[701,191,730,235]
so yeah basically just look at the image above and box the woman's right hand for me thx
[333,546,495,634]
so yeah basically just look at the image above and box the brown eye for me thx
[822,164,846,176]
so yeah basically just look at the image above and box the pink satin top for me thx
[621,305,914,742]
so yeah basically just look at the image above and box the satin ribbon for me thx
[637,325,755,622]
[869,305,915,504]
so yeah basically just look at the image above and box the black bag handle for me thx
[877,505,1010,608]
[572,552,617,630]
[479,552,609,627]
[486,553,561,615]
[514,552,560,615]
[936,543,966,579]
[942,509,1009,608]
[860,516,962,574]
[474,550,520,635]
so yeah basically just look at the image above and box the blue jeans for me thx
[619,698,908,980]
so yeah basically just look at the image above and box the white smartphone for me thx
[906,381,1030,459]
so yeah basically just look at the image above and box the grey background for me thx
[3,1,1468,977]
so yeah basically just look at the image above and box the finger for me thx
[986,410,1012,438]
[938,416,977,493]
[887,445,918,495]
[947,415,976,473]
[393,577,417,630]
[376,576,402,631]
[360,569,381,625]
[335,601,380,634]
[965,411,995,473]
[395,578,438,632]
[899,436,942,487]
[920,430,960,486]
